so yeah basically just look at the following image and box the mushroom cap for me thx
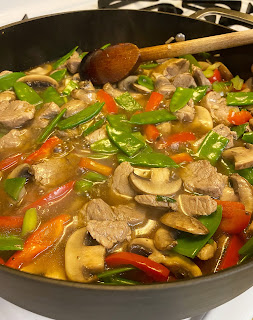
[17,75,59,88]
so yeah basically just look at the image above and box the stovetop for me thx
[0,1,253,319]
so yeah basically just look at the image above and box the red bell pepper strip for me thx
[163,132,196,148]
[0,153,23,171]
[145,92,163,112]
[208,69,222,83]
[105,252,169,282]
[97,89,118,114]
[216,200,250,234]
[5,214,71,270]
[20,180,75,213]
[219,235,244,270]
[144,124,160,142]
[0,216,24,229]
[0,257,4,265]
[170,153,193,164]
[79,157,113,176]
[25,136,62,164]
[227,109,252,125]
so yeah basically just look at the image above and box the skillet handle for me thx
[190,7,253,27]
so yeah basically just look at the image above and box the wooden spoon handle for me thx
[139,29,253,62]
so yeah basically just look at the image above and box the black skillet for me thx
[0,9,253,320]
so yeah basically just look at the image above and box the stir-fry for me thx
[0,45,253,285]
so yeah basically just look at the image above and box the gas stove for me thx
[0,1,253,319]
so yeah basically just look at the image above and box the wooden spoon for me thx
[79,29,253,85]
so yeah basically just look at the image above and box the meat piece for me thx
[87,220,131,249]
[177,194,217,216]
[61,100,87,118]
[163,58,190,79]
[230,174,253,213]
[111,162,135,198]
[103,83,123,98]
[181,160,227,198]
[222,145,253,170]
[201,91,238,126]
[197,241,217,260]
[66,51,81,74]
[220,186,239,202]
[192,65,211,88]
[32,157,74,187]
[71,81,96,105]
[0,91,16,102]
[135,194,177,210]
[0,100,35,129]
[81,198,115,222]
[160,211,209,235]
[0,129,30,153]
[154,228,177,250]
[112,203,146,226]
[32,102,60,129]
[175,99,195,122]
[172,73,197,88]
[84,126,107,145]
[154,74,176,99]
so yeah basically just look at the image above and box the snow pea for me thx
[180,54,200,70]
[42,87,65,106]
[0,234,24,251]
[115,92,142,111]
[80,52,88,59]
[57,102,104,130]
[170,87,194,112]
[239,237,253,257]
[13,82,43,106]
[129,109,177,125]
[4,177,26,201]
[242,132,253,144]
[139,63,158,69]
[118,147,179,168]
[220,159,236,176]
[74,179,93,194]
[0,72,25,91]
[107,125,145,157]
[227,92,253,106]
[97,267,135,279]
[212,81,232,93]
[21,208,38,237]
[53,46,78,69]
[37,108,67,143]
[231,123,248,139]
[196,130,229,165]
[50,68,67,82]
[237,167,253,185]
[91,138,118,154]
[83,171,107,182]
[138,75,154,91]
[173,206,222,258]
[83,119,105,136]
[192,86,208,103]
[107,114,131,133]
[62,80,78,96]
[101,43,111,50]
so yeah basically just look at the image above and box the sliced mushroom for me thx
[17,75,58,88]
[7,163,33,180]
[129,238,158,256]
[197,240,217,261]
[129,168,182,196]
[154,227,177,251]
[134,219,158,238]
[222,145,253,170]
[65,227,105,283]
[160,211,209,235]
[27,64,52,75]
[132,83,152,94]
[218,63,233,81]
[230,174,253,213]
[191,106,213,135]
[118,76,138,91]
[220,186,239,202]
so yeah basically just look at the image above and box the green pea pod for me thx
[91,138,118,154]
[239,236,253,257]
[132,132,146,143]
[83,171,107,182]
[107,114,131,132]
[97,267,135,279]
[74,179,93,194]
[13,82,43,106]
[192,86,209,103]
[0,234,24,251]
[42,87,65,106]
[62,80,78,96]
[212,81,232,93]
[156,195,176,203]
[138,75,154,90]
[227,92,253,106]
[80,52,88,59]
[231,123,248,139]
[4,177,26,201]
[139,63,158,69]
[180,54,200,70]
[21,208,38,236]
[0,72,26,91]
[196,130,229,165]
[220,159,236,176]
[101,43,111,50]
[118,147,179,168]
[170,87,194,112]
[231,75,244,91]
[173,206,222,258]
[57,102,104,130]
[237,167,253,185]
[53,46,78,69]
[115,92,142,111]
[37,108,67,143]
[83,119,105,136]
[242,132,253,144]
[107,125,145,157]
[102,277,140,286]
[50,68,67,82]
[130,109,177,125]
